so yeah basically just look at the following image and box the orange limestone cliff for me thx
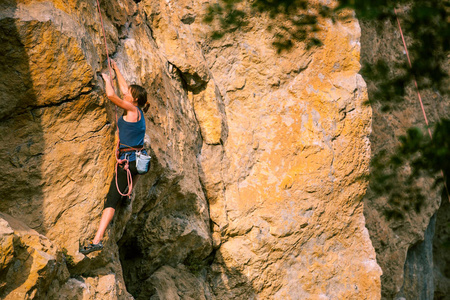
[0,0,382,299]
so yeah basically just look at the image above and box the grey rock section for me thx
[433,197,450,299]
[395,215,435,300]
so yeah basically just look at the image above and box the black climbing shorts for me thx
[104,161,139,209]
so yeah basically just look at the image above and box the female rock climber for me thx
[80,59,150,255]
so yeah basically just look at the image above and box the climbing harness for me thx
[95,0,135,197]
[394,8,450,202]
[118,144,151,174]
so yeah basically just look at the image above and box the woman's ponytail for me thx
[143,102,150,113]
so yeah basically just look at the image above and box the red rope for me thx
[394,9,432,138]
[96,0,133,197]
[394,8,450,202]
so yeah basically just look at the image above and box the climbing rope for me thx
[394,8,450,202]
[96,0,133,197]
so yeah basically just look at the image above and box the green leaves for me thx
[203,0,327,52]
[369,121,450,220]
[203,0,248,38]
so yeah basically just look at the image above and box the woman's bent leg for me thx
[91,161,138,245]
[93,207,115,244]
[92,165,128,245]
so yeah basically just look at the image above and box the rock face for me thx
[360,15,450,299]
[1,0,211,298]
[193,7,381,300]
[0,212,69,299]
[0,0,384,299]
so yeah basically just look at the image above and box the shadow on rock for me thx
[0,0,45,232]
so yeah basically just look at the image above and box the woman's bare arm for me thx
[102,73,136,112]
[111,59,129,96]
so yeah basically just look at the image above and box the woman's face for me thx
[124,87,135,103]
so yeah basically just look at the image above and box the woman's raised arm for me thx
[101,73,136,112]
[111,59,129,96]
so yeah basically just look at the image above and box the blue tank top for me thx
[118,107,146,161]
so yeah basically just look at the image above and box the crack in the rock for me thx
[51,122,112,147]
[29,89,94,112]
[0,88,97,123]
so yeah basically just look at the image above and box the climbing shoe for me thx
[80,242,103,255]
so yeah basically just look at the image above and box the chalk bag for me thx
[136,150,151,174]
